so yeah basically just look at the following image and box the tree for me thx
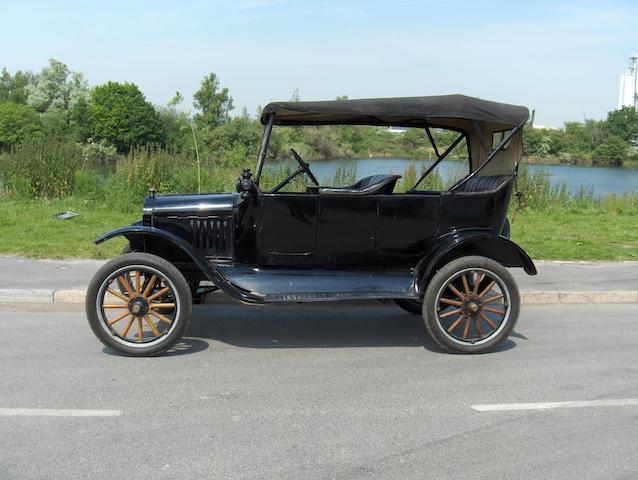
[591,135,628,165]
[523,125,552,157]
[0,68,33,104]
[89,81,164,153]
[25,59,88,113]
[69,96,91,142]
[159,91,191,151]
[0,102,42,149]
[201,116,261,156]
[607,107,638,144]
[193,73,233,128]
[562,122,590,156]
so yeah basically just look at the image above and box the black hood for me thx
[143,193,237,217]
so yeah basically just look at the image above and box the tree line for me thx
[1,58,637,167]
[525,109,638,166]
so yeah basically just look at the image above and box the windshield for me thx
[257,124,471,193]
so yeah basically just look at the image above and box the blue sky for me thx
[1,0,636,126]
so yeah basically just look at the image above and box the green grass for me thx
[0,198,131,259]
[1,197,636,261]
[511,206,638,260]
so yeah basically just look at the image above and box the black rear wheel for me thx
[423,256,519,354]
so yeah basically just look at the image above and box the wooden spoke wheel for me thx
[423,256,519,354]
[86,253,192,356]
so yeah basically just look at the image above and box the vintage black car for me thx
[86,94,537,356]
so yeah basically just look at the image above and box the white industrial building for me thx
[618,53,638,109]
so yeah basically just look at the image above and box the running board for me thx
[213,263,418,303]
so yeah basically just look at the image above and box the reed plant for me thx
[0,138,81,198]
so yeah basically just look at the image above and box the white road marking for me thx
[0,408,122,417]
[472,399,638,412]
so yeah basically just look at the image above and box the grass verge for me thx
[0,198,131,259]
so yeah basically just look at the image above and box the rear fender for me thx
[95,226,264,304]
[415,232,536,293]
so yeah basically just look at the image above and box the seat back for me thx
[454,175,512,193]
[320,174,401,195]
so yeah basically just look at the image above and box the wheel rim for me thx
[434,268,511,346]
[96,265,181,349]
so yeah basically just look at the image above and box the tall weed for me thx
[0,138,81,198]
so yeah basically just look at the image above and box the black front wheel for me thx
[423,256,519,354]
[86,252,192,356]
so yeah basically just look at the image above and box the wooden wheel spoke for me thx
[446,283,465,300]
[446,314,465,333]
[462,317,471,339]
[149,309,173,325]
[103,304,129,309]
[136,318,143,342]
[482,293,504,304]
[149,303,176,310]
[474,317,483,337]
[472,272,483,295]
[478,280,496,298]
[121,315,136,336]
[134,271,141,294]
[480,312,497,329]
[439,308,461,319]
[461,274,470,295]
[106,287,129,302]
[107,311,130,326]
[143,315,161,336]
[483,306,506,315]
[141,274,158,298]
[147,287,170,302]
[439,297,463,307]
[118,275,134,296]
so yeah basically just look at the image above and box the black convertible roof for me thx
[261,94,529,129]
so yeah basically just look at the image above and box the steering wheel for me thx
[290,148,320,186]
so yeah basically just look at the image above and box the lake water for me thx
[276,158,638,196]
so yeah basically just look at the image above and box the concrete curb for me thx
[1,288,637,305]
[0,289,54,304]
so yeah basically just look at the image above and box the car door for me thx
[257,192,317,255]
[314,194,378,262]
[378,194,440,255]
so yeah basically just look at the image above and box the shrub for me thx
[0,138,81,198]
[81,139,119,167]
[591,136,628,165]
[0,102,42,149]
[73,169,105,202]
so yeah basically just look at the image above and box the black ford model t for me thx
[86,95,536,356]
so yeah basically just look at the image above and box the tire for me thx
[86,252,192,357]
[116,244,134,293]
[423,256,519,354]
[120,244,200,302]
[394,299,423,315]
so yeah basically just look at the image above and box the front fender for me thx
[95,226,265,304]
[415,231,536,293]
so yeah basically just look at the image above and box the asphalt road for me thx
[1,301,637,480]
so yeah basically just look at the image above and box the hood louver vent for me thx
[190,217,233,258]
